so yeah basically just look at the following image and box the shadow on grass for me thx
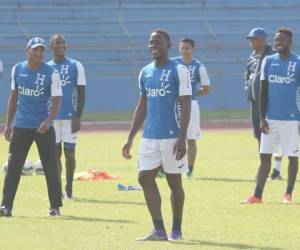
[73,198,145,206]
[15,215,137,224]
[195,177,254,183]
[62,215,137,224]
[170,239,282,250]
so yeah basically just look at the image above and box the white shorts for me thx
[138,138,188,174]
[187,100,201,140]
[260,120,299,157]
[54,120,77,144]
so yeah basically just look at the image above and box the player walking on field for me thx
[48,34,86,199]
[172,38,211,178]
[122,29,192,241]
[241,28,300,204]
[1,37,63,217]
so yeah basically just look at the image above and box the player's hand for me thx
[37,121,50,134]
[260,119,269,134]
[122,140,133,159]
[72,116,81,133]
[173,137,186,160]
[3,125,12,142]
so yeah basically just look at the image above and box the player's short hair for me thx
[151,29,170,42]
[49,34,65,45]
[180,38,195,48]
[276,28,293,39]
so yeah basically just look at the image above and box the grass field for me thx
[0,129,299,250]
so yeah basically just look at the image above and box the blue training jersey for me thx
[261,52,300,121]
[139,59,192,139]
[47,57,86,120]
[172,57,210,100]
[11,61,62,129]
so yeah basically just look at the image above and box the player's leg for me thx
[241,121,278,204]
[161,138,188,240]
[63,144,76,199]
[186,100,200,178]
[1,128,34,216]
[251,101,261,148]
[165,173,184,240]
[254,153,272,199]
[270,155,283,180]
[53,120,63,189]
[284,157,298,203]
[280,121,299,203]
[62,120,77,199]
[34,127,62,216]
[136,139,167,241]
[187,140,196,176]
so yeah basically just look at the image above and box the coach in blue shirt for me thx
[0,37,63,217]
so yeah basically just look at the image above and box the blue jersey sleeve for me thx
[139,69,146,96]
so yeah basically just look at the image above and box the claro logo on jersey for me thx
[268,61,297,84]
[18,73,45,96]
[146,70,172,97]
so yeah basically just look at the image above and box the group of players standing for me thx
[242,27,300,205]
[0,29,211,241]
[0,35,86,217]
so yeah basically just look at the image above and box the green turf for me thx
[0,130,298,250]
[0,109,249,123]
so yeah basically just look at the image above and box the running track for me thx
[0,120,251,133]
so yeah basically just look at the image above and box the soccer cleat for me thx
[283,193,292,204]
[64,185,73,200]
[0,206,12,217]
[136,229,168,241]
[270,169,283,180]
[240,195,263,204]
[168,231,182,241]
[48,208,60,217]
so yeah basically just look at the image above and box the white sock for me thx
[274,160,282,172]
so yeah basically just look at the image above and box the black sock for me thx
[188,165,194,172]
[152,218,165,231]
[172,218,182,232]
[286,185,294,195]
[254,185,263,199]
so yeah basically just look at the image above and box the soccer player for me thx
[245,27,282,180]
[172,38,210,178]
[0,37,63,217]
[48,34,86,199]
[122,29,191,241]
[241,28,300,204]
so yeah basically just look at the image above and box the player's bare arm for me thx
[174,95,191,160]
[259,79,269,134]
[72,85,86,133]
[3,90,17,141]
[122,96,147,159]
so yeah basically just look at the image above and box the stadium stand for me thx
[1,0,300,112]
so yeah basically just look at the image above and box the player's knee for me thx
[166,177,183,192]
[138,172,154,187]
[288,157,298,165]
[187,140,196,148]
[64,150,75,164]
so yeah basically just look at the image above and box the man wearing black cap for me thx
[245,27,282,180]
[0,37,63,217]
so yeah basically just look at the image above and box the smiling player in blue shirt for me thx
[172,38,211,179]
[48,34,86,199]
[242,28,300,205]
[122,29,192,241]
[1,37,63,217]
